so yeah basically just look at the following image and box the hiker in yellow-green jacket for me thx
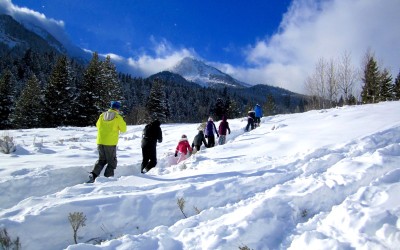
[88,101,127,183]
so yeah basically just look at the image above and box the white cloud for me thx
[115,37,197,76]
[72,37,196,77]
[102,53,125,62]
[228,0,400,94]
[126,47,195,76]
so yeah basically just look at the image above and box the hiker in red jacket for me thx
[174,134,193,163]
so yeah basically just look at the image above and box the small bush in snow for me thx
[177,197,187,218]
[301,209,308,218]
[238,245,253,250]
[0,133,16,154]
[0,228,21,250]
[68,212,87,244]
[193,206,201,215]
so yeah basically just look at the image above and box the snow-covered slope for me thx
[169,57,248,88]
[0,14,65,53]
[0,14,90,62]
[1,102,400,249]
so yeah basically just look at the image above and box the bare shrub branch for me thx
[68,212,87,244]
[177,197,187,218]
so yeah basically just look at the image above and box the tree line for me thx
[0,50,268,129]
[304,50,400,109]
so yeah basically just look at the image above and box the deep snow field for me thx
[1,101,400,250]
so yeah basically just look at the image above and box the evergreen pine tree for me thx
[12,74,44,128]
[347,94,357,105]
[214,97,226,120]
[361,55,380,104]
[263,94,276,116]
[243,102,254,115]
[379,68,393,102]
[225,98,240,119]
[393,70,400,100]
[283,94,291,113]
[0,69,16,129]
[43,55,75,127]
[101,55,123,106]
[146,78,168,123]
[76,52,103,126]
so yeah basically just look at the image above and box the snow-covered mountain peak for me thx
[171,57,223,77]
[169,57,248,88]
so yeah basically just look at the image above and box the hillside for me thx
[0,14,65,55]
[1,101,400,249]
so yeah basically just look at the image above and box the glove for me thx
[217,134,220,138]
[174,152,178,157]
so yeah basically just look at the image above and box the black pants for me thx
[207,135,216,147]
[246,121,254,131]
[141,144,157,172]
[92,145,117,177]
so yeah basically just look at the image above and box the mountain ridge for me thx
[0,14,90,64]
[0,14,64,54]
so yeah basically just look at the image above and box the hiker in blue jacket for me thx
[254,104,263,127]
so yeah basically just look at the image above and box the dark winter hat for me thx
[181,134,187,138]
[152,119,161,126]
[110,101,121,110]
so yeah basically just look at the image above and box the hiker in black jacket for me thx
[141,120,162,173]
[191,130,208,152]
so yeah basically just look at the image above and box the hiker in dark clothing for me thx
[191,130,208,152]
[245,111,255,132]
[204,117,219,147]
[218,115,231,145]
[141,120,162,173]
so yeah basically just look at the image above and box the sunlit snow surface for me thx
[1,102,400,250]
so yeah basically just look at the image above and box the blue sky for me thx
[9,1,291,65]
[1,0,400,94]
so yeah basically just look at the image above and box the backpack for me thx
[142,123,153,139]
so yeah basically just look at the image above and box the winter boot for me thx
[87,172,97,183]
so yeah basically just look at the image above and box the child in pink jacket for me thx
[174,134,193,163]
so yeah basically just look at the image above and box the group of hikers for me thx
[174,115,231,164]
[245,103,263,131]
[87,101,262,183]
